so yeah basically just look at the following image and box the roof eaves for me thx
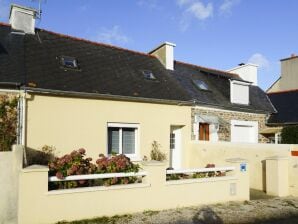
[268,89,298,95]
[24,87,193,106]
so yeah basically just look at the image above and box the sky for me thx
[1,0,298,90]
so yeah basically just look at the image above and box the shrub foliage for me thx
[0,95,18,151]
[49,149,141,190]
[281,126,298,144]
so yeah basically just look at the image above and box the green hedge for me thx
[281,126,298,144]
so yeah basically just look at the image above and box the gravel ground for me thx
[58,195,298,224]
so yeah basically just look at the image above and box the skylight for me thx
[192,79,208,90]
[142,70,156,80]
[60,56,79,69]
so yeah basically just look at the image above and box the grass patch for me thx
[142,210,159,216]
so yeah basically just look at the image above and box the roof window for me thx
[142,70,156,80]
[60,56,79,69]
[192,79,208,90]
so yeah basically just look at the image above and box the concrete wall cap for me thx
[23,165,49,172]
[141,160,168,166]
[265,156,289,161]
[225,158,248,163]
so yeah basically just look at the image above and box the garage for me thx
[231,120,258,143]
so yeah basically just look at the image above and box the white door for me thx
[231,120,258,143]
[170,126,182,169]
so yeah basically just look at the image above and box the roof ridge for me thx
[268,89,298,94]
[37,28,156,59]
[0,23,156,58]
[175,60,240,78]
[0,22,11,27]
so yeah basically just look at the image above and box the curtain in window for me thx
[122,128,135,154]
[108,127,119,154]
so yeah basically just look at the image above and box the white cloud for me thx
[176,0,192,7]
[0,0,9,21]
[219,0,240,15]
[94,26,130,45]
[177,1,213,31]
[187,1,213,20]
[248,53,270,70]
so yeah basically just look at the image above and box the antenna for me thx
[31,0,47,19]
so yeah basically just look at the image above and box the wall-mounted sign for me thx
[240,163,246,172]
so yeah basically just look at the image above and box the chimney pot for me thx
[291,53,296,58]
[9,4,37,34]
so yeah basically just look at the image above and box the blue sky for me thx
[1,0,297,90]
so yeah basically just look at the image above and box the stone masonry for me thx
[191,107,270,143]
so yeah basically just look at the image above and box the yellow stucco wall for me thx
[26,94,191,165]
[18,162,249,224]
[188,141,298,195]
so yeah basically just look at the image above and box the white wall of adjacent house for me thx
[230,120,258,143]
[230,80,250,105]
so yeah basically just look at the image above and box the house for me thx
[0,4,275,169]
[265,55,298,143]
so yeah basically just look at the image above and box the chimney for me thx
[9,4,37,34]
[149,42,176,70]
[227,63,259,85]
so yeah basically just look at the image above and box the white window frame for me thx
[107,123,140,159]
[230,80,250,105]
[230,120,258,143]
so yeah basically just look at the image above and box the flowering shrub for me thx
[166,164,226,181]
[48,149,140,190]
[0,95,18,151]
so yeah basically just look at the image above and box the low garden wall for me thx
[0,145,23,224]
[18,160,249,224]
[188,141,298,196]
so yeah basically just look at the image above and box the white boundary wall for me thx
[0,145,23,224]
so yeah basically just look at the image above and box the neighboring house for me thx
[265,55,298,143]
[0,4,275,168]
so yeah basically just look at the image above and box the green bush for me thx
[281,126,298,144]
[150,141,166,161]
[0,96,18,151]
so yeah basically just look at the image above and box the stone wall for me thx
[191,107,270,143]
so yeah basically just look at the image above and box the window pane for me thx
[122,128,135,154]
[108,127,119,154]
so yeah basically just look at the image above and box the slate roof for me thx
[267,90,298,125]
[170,61,276,113]
[0,23,275,113]
[0,23,190,102]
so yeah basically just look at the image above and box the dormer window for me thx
[230,80,250,105]
[192,79,208,90]
[142,70,156,80]
[60,56,79,69]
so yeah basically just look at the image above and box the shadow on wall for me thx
[25,147,55,166]
[192,207,223,224]
[261,160,267,192]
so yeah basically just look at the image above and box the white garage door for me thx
[231,120,258,143]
